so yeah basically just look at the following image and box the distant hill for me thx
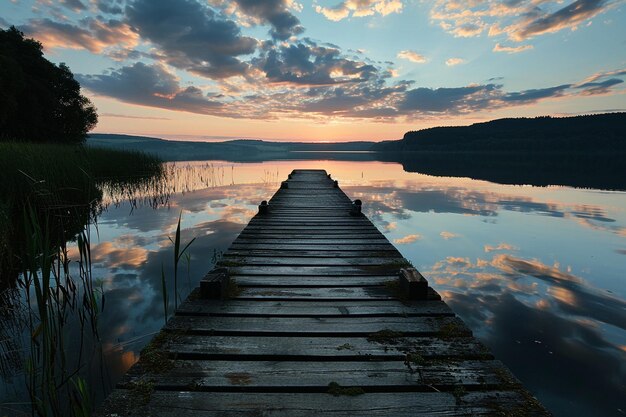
[374,113,626,152]
[88,134,375,162]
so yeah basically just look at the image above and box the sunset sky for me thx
[3,0,626,141]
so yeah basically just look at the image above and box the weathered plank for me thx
[221,256,404,266]
[231,276,402,287]
[121,359,515,391]
[176,299,454,317]
[235,233,386,239]
[228,243,399,251]
[228,266,403,276]
[161,335,487,360]
[224,249,402,257]
[95,391,547,417]
[165,315,471,336]
[234,286,395,300]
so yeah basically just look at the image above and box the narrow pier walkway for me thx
[97,170,548,416]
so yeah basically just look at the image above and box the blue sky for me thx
[3,0,626,141]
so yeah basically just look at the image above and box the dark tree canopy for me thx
[0,26,97,144]
[374,113,626,153]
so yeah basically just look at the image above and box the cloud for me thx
[94,0,124,14]
[256,40,378,85]
[576,78,624,95]
[484,243,518,253]
[502,84,571,103]
[393,234,421,244]
[514,0,611,41]
[397,50,427,63]
[440,231,460,239]
[126,0,257,79]
[431,0,614,46]
[78,63,225,116]
[315,0,403,22]
[493,43,534,53]
[21,18,138,53]
[445,57,465,66]
[399,85,499,113]
[60,0,86,11]
[230,0,304,40]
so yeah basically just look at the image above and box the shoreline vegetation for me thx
[0,142,164,282]
[0,142,164,417]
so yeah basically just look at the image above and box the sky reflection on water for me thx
[2,160,625,416]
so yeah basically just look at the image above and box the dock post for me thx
[258,200,269,214]
[399,267,428,300]
[200,267,230,299]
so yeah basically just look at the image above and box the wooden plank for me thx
[221,257,404,266]
[228,266,402,276]
[176,299,454,317]
[235,234,387,239]
[224,250,402,258]
[165,315,471,336]
[161,335,487,360]
[239,230,383,235]
[232,276,399,287]
[95,390,548,417]
[228,244,399,251]
[242,226,380,231]
[235,286,396,300]
[121,359,514,390]
[232,239,391,246]
[248,219,373,224]
[234,277,412,288]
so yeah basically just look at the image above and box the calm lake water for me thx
[2,159,625,416]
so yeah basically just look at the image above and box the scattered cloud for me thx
[214,0,304,40]
[484,243,518,253]
[94,0,124,14]
[393,233,421,244]
[256,40,379,85]
[440,231,460,239]
[78,63,226,116]
[399,84,499,113]
[315,0,403,22]
[59,0,86,11]
[21,18,138,53]
[23,0,620,120]
[431,0,615,48]
[397,50,427,63]
[445,57,465,66]
[125,0,257,79]
[493,43,534,53]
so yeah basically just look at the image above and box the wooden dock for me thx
[96,170,548,416]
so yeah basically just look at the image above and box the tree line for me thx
[374,113,626,152]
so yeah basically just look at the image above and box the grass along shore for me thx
[0,142,164,283]
[0,142,164,417]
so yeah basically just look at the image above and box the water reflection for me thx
[1,160,625,416]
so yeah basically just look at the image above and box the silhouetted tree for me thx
[0,26,97,143]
